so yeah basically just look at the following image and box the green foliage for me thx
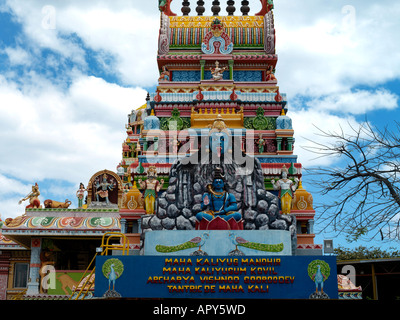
[345,227,368,242]
[307,260,331,281]
[334,245,400,261]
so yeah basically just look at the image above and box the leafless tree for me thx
[304,121,400,242]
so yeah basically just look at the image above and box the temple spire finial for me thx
[181,0,191,16]
[226,0,235,15]
[240,0,250,15]
[211,0,221,16]
[196,0,205,15]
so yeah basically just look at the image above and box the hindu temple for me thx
[0,0,343,301]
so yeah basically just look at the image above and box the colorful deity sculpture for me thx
[158,66,170,81]
[265,64,277,81]
[210,61,227,81]
[271,165,299,214]
[257,134,265,153]
[18,183,41,209]
[196,167,242,223]
[76,183,87,208]
[95,174,114,204]
[138,166,164,214]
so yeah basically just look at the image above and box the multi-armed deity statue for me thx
[94,174,115,205]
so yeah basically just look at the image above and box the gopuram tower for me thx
[118,0,321,255]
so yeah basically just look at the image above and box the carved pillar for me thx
[276,137,282,151]
[120,218,127,233]
[0,251,11,300]
[143,140,148,152]
[26,237,41,296]
[287,137,294,151]
[308,219,315,234]
[200,59,206,80]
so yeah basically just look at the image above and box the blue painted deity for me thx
[196,168,242,223]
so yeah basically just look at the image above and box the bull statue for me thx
[44,199,72,209]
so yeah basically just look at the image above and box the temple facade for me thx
[0,0,326,300]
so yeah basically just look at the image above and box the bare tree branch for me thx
[304,121,400,242]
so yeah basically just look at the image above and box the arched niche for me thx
[87,169,123,208]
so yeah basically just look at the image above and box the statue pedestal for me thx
[195,216,244,230]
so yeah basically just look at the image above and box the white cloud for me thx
[0,174,32,219]
[290,108,360,167]
[0,72,147,218]
[56,4,160,86]
[0,197,27,221]
[2,46,31,65]
[307,89,399,115]
[4,0,160,87]
[0,174,31,196]
[274,0,400,98]
[0,73,147,182]
[4,1,87,67]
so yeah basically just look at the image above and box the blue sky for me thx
[0,0,399,251]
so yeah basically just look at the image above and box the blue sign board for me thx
[94,255,337,299]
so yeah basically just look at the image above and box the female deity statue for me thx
[210,61,227,81]
[158,66,170,81]
[271,165,299,214]
[18,183,41,209]
[76,183,87,208]
[257,134,265,153]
